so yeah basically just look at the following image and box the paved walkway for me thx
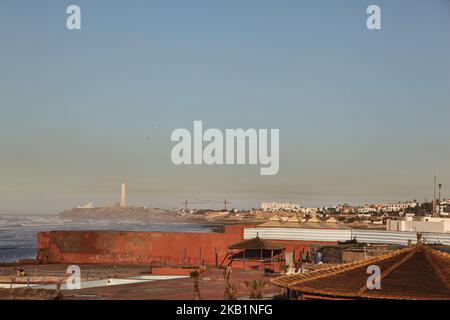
[61,269,282,300]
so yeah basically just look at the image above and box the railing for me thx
[0,266,120,285]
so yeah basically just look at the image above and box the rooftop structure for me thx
[307,214,321,223]
[228,236,285,251]
[272,244,450,300]
[220,236,286,271]
[387,216,450,233]
[269,215,280,221]
[326,216,338,224]
[287,215,300,223]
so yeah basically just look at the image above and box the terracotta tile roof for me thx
[272,246,450,300]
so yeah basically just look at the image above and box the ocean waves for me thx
[0,214,211,263]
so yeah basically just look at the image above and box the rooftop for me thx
[257,221,350,229]
[228,236,285,250]
[272,245,450,300]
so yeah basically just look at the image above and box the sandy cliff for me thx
[59,207,178,219]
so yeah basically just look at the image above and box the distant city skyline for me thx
[1,0,450,214]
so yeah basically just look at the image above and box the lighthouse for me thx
[120,181,126,208]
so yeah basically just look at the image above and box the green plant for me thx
[190,267,208,300]
[223,266,237,300]
[190,270,201,300]
[243,279,269,299]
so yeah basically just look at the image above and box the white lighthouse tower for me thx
[120,181,126,208]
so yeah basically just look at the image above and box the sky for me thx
[1,0,450,214]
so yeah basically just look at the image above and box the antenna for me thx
[224,199,230,211]
[433,171,437,216]
[438,183,442,204]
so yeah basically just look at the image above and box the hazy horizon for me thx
[1,0,450,214]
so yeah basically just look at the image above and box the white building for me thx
[386,216,450,233]
[357,207,378,214]
[261,202,300,212]
[300,207,318,214]
[76,201,95,209]
[384,202,417,212]
[438,205,449,216]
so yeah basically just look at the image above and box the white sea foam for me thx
[0,214,212,262]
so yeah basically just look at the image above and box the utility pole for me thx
[438,184,442,204]
[224,199,230,211]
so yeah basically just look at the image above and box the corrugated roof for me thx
[257,221,350,229]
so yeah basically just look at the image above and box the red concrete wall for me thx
[36,225,336,267]
[37,225,247,266]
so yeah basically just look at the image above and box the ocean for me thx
[0,215,213,263]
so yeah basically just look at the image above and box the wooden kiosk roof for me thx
[272,245,450,300]
[228,236,285,250]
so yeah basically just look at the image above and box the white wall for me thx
[386,219,450,233]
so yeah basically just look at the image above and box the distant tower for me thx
[224,199,230,211]
[432,171,437,216]
[120,181,126,208]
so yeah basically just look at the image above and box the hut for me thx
[307,214,321,223]
[272,244,450,300]
[222,236,286,272]
[269,215,280,222]
[326,216,338,224]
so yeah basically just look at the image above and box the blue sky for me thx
[1,0,450,213]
